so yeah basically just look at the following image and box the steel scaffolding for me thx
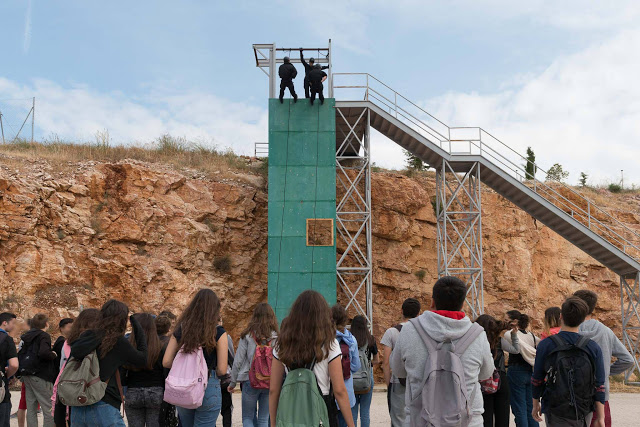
[436,160,484,318]
[335,107,373,326]
[621,272,640,384]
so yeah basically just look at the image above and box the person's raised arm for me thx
[299,48,306,66]
[216,332,229,378]
[162,335,179,369]
[329,357,355,427]
[500,328,520,354]
[269,358,285,427]
[122,315,148,368]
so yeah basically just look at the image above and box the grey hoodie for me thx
[579,318,634,401]
[390,311,494,427]
[229,332,277,389]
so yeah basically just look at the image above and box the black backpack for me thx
[542,334,595,420]
[17,338,40,377]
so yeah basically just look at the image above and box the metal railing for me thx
[332,73,640,261]
[254,142,268,158]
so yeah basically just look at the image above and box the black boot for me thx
[279,97,284,104]
[294,95,298,103]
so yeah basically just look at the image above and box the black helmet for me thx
[309,57,315,64]
[283,56,290,63]
[314,63,321,69]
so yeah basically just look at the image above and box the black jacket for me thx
[308,69,328,86]
[300,52,328,76]
[20,329,57,383]
[278,63,297,82]
[70,316,147,409]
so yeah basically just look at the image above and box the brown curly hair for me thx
[475,314,508,353]
[67,308,100,344]
[240,303,279,341]
[275,290,335,367]
[175,289,221,353]
[98,300,129,358]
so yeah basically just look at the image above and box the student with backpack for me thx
[228,303,278,427]
[573,290,634,427]
[475,314,514,427]
[0,312,19,427]
[18,313,58,427]
[390,276,494,427]
[53,308,100,427]
[67,300,148,426]
[349,315,379,427]
[269,290,355,427]
[502,310,539,427]
[162,289,229,426]
[541,307,561,340]
[380,298,420,427]
[531,296,606,427]
[123,313,168,427]
[331,305,361,427]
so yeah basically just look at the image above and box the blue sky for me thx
[2,1,640,185]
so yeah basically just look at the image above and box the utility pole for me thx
[621,170,624,189]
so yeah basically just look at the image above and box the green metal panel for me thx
[268,98,336,320]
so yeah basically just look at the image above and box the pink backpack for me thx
[164,347,209,409]
[248,336,273,389]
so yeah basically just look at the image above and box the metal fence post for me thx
[31,97,35,143]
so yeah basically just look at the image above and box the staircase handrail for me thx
[332,72,640,257]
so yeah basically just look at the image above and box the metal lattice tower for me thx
[436,161,484,317]
[621,272,640,383]
[335,107,373,325]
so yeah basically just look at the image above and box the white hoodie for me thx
[390,311,494,427]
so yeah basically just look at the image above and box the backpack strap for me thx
[408,318,437,353]
[575,335,591,350]
[453,323,484,356]
[549,333,567,350]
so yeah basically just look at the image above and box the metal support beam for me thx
[436,160,484,318]
[336,107,373,328]
[621,272,640,384]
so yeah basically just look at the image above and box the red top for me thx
[541,326,561,340]
[433,310,466,320]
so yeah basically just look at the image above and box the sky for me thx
[1,1,640,186]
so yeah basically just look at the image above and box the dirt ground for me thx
[10,390,639,426]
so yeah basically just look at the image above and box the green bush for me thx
[414,270,426,281]
[608,183,622,193]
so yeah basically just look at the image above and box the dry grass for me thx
[0,134,261,178]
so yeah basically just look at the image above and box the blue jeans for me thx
[70,401,125,427]
[0,401,11,427]
[241,381,269,427]
[353,380,374,427]
[177,371,222,427]
[507,365,539,427]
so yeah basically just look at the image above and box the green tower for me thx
[267,98,337,320]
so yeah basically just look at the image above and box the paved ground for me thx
[10,390,639,426]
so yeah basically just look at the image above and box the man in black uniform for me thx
[278,56,298,103]
[308,63,328,106]
[300,49,329,98]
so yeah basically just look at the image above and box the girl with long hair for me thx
[349,315,379,427]
[124,313,167,427]
[475,314,512,427]
[163,289,228,426]
[53,308,100,427]
[269,290,355,427]
[69,300,148,426]
[502,310,540,427]
[541,307,561,340]
[228,303,279,427]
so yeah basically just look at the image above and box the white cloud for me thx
[0,78,268,155]
[23,0,32,54]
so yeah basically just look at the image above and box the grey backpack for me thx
[352,345,372,394]
[57,350,107,407]
[408,319,483,427]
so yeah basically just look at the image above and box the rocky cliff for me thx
[1,155,639,345]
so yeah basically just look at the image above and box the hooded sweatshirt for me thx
[579,318,634,401]
[69,316,147,409]
[336,328,361,409]
[19,329,57,383]
[390,311,494,427]
[229,331,278,389]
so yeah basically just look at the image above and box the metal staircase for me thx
[332,73,640,381]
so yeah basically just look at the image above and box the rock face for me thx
[1,159,638,345]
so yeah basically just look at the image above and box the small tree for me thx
[525,147,537,180]
[546,163,569,182]
[404,149,428,172]
[579,172,588,187]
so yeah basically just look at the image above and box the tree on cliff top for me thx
[404,149,428,172]
[546,163,569,183]
[524,147,537,180]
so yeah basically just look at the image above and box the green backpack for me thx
[276,367,330,427]
[57,350,107,407]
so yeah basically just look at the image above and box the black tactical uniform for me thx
[278,58,298,103]
[300,50,328,98]
[308,65,328,105]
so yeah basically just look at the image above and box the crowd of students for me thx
[0,277,635,427]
